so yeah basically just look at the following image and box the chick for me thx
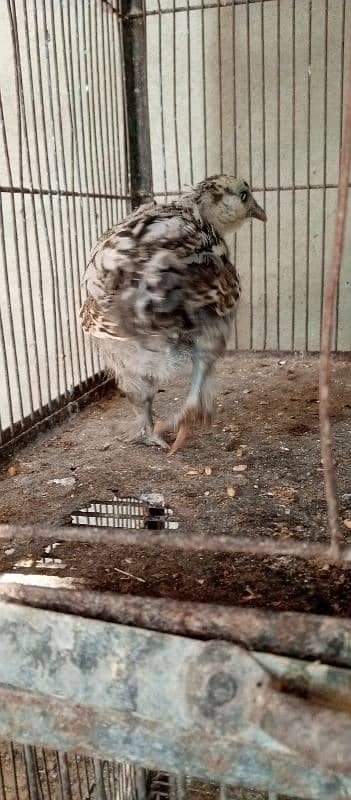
[80,175,266,454]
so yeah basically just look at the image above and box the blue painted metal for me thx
[0,602,350,799]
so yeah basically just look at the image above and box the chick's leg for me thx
[155,349,214,455]
[138,396,170,450]
[120,373,169,450]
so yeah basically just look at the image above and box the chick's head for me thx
[193,174,267,233]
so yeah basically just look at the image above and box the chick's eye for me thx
[240,190,248,202]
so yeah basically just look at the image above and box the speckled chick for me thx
[80,175,266,454]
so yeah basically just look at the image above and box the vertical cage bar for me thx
[291,0,296,350]
[319,0,329,343]
[246,0,253,349]
[94,0,110,229]
[41,748,54,800]
[186,0,193,185]
[201,0,207,181]
[172,0,181,191]
[9,744,20,800]
[93,760,108,800]
[217,0,223,174]
[305,0,312,351]
[121,0,153,208]
[260,0,267,349]
[45,0,83,391]
[8,0,44,414]
[276,0,281,351]
[87,0,104,229]
[232,0,238,349]
[23,746,41,800]
[334,0,347,351]
[156,0,168,199]
[57,751,73,800]
[59,0,92,380]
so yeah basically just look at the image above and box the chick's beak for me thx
[250,199,267,222]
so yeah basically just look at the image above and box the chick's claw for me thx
[141,429,170,451]
[168,422,190,456]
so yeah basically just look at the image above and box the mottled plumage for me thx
[80,176,266,453]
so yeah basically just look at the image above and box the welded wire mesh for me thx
[0,0,130,445]
[0,742,148,800]
[0,744,272,800]
[145,0,351,351]
[70,494,179,530]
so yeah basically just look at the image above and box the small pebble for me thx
[343,519,351,530]
[186,469,198,476]
[204,466,212,476]
[204,490,210,496]
[233,464,248,473]
[8,465,18,477]
[227,487,236,497]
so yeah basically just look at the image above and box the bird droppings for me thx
[48,477,76,487]
[0,353,351,615]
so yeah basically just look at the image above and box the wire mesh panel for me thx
[0,745,281,800]
[145,0,351,352]
[0,742,149,800]
[0,0,130,445]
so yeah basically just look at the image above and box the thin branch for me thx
[319,56,351,559]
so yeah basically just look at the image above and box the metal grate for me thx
[71,493,179,530]
[0,742,296,800]
[0,742,150,800]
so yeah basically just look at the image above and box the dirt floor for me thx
[0,352,351,616]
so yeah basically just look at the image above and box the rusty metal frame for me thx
[1,582,351,668]
[1,522,351,563]
[0,599,350,800]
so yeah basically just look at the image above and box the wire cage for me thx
[0,1,351,799]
